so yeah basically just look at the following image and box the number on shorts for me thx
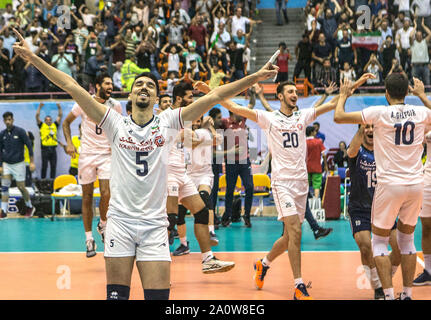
[394,121,415,145]
[110,239,114,247]
[136,151,149,176]
[283,132,299,148]
[95,124,103,135]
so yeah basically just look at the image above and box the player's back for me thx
[362,104,431,185]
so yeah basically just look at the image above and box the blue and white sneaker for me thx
[173,241,190,256]
[413,269,431,286]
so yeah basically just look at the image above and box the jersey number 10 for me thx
[394,121,415,145]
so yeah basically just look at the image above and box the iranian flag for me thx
[352,31,381,51]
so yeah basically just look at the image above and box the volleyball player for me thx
[63,73,122,258]
[12,28,278,299]
[347,124,401,299]
[334,75,431,300]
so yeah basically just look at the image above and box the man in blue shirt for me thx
[0,112,35,219]
[313,121,325,143]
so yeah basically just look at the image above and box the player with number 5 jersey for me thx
[63,73,123,258]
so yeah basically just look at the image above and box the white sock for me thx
[208,225,214,233]
[383,288,394,300]
[180,237,187,246]
[424,254,431,274]
[85,231,93,241]
[294,278,304,287]
[392,265,399,277]
[363,265,372,286]
[202,251,213,262]
[370,267,382,289]
[1,202,8,212]
[25,200,32,208]
[262,256,271,267]
[402,287,412,298]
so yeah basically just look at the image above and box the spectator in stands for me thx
[335,29,357,69]
[312,33,332,78]
[113,61,123,91]
[340,61,356,81]
[64,33,80,78]
[378,19,393,47]
[411,0,431,30]
[166,15,186,45]
[83,51,107,90]
[229,6,261,38]
[306,126,328,199]
[275,42,290,82]
[182,40,205,73]
[36,103,63,180]
[188,14,208,56]
[171,0,191,25]
[166,71,181,95]
[410,19,431,87]
[51,45,74,77]
[210,21,231,50]
[0,26,16,59]
[380,35,397,78]
[161,42,183,75]
[227,40,249,81]
[110,34,126,64]
[1,3,14,25]
[316,2,342,49]
[313,121,325,143]
[121,54,150,92]
[293,34,312,81]
[208,60,228,89]
[275,0,289,26]
[315,58,337,87]
[334,141,348,168]
[363,53,383,85]
[0,38,10,76]
[10,53,25,93]
[396,18,415,77]
[79,4,97,30]
[212,3,228,32]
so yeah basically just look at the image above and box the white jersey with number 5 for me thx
[362,104,431,185]
[71,97,122,154]
[255,108,316,181]
[99,107,183,223]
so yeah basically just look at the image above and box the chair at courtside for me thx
[252,174,271,217]
[51,175,79,221]
[216,174,242,216]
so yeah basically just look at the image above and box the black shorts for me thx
[349,209,397,236]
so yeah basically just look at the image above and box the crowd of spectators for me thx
[0,0,261,94]
[290,0,431,90]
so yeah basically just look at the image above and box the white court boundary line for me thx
[0,250,422,254]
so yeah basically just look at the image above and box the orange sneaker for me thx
[253,259,270,290]
[294,283,314,300]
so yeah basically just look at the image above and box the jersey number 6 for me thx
[136,151,149,176]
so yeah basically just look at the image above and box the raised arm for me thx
[181,63,278,122]
[346,125,365,158]
[62,112,78,157]
[36,102,43,125]
[254,83,274,112]
[334,78,364,124]
[410,77,431,109]
[56,103,63,124]
[12,29,107,124]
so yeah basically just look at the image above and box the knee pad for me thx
[107,284,130,300]
[397,231,416,255]
[199,190,213,210]
[371,234,390,258]
[167,213,177,231]
[177,205,187,226]
[144,289,170,300]
[194,207,209,225]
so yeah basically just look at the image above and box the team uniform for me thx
[100,107,183,261]
[421,131,431,219]
[185,128,214,190]
[255,108,316,222]
[71,97,122,185]
[361,104,431,229]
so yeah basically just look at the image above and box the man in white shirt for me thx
[396,19,415,76]
[410,22,431,86]
[210,22,231,50]
[334,75,431,300]
[229,7,261,38]
[171,1,191,26]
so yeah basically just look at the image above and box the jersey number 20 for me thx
[283,132,299,148]
[394,121,415,145]
[136,152,149,176]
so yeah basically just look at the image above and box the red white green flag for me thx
[352,31,381,51]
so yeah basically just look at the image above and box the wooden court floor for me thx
[0,251,429,300]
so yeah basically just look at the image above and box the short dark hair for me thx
[279,42,286,49]
[209,107,221,119]
[276,81,296,96]
[131,72,160,95]
[95,72,111,87]
[313,122,320,128]
[384,72,408,100]
[306,126,315,137]
[2,111,13,119]
[159,94,171,100]
[172,82,194,103]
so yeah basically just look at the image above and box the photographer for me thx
[51,45,74,77]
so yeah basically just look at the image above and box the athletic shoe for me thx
[24,206,36,218]
[86,239,97,258]
[374,287,385,300]
[397,292,412,300]
[254,259,270,290]
[173,241,190,256]
[413,269,431,286]
[231,217,241,223]
[243,216,252,228]
[97,221,106,243]
[221,218,231,227]
[0,210,7,220]
[294,283,313,300]
[202,256,235,274]
[168,230,175,246]
[314,227,333,240]
[210,231,219,246]
[171,228,179,239]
